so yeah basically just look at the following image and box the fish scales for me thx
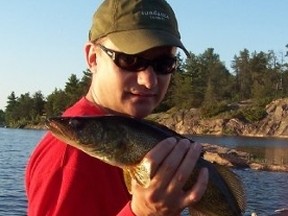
[46,115,246,216]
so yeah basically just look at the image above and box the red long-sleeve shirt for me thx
[25,97,133,216]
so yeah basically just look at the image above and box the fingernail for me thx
[193,142,202,152]
[167,137,177,143]
[165,137,177,148]
[179,138,190,148]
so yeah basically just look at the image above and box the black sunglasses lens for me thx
[116,54,147,71]
[117,55,176,74]
[100,43,176,74]
[154,57,177,74]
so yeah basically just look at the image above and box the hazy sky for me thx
[1,1,287,110]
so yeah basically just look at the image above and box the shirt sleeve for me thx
[26,98,131,216]
[26,133,131,216]
[117,201,136,216]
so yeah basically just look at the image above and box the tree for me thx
[0,109,5,125]
[181,52,206,108]
[232,49,252,100]
[6,91,17,109]
[17,93,34,121]
[204,49,232,101]
[167,53,196,109]
[64,74,81,107]
[45,88,68,117]
[5,91,19,125]
[64,73,91,108]
[79,69,92,95]
[156,52,194,110]
[32,91,46,118]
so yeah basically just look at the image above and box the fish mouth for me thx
[45,117,77,144]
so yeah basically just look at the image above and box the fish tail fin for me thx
[214,164,246,213]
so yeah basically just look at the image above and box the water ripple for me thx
[1,128,288,215]
[0,128,45,216]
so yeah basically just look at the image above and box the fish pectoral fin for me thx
[123,169,133,194]
[124,162,152,190]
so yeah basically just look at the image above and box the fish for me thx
[46,115,246,216]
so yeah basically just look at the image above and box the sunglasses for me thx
[97,44,177,75]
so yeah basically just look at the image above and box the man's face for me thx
[87,39,176,118]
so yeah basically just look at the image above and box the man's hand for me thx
[130,137,209,216]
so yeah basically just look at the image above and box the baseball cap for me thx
[89,0,189,56]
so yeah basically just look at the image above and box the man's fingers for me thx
[167,142,202,192]
[151,139,191,188]
[143,137,177,178]
[182,167,209,206]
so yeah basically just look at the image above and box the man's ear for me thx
[84,42,97,69]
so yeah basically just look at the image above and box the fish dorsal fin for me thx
[123,160,152,193]
[214,164,246,213]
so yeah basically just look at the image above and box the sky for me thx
[0,0,287,110]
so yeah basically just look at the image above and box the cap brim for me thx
[107,29,190,57]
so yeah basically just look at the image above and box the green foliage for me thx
[45,88,68,117]
[0,110,5,125]
[200,101,230,118]
[4,91,46,127]
[3,45,288,127]
[233,106,267,123]
[4,70,91,126]
[45,70,92,117]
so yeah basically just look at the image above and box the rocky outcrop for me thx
[150,98,288,138]
[149,98,288,172]
[202,143,288,172]
[248,98,288,137]
[202,143,250,168]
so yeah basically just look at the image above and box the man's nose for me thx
[137,66,158,89]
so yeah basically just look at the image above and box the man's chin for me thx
[126,104,155,119]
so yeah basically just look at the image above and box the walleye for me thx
[46,115,246,216]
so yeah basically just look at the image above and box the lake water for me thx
[0,128,287,216]
[0,128,46,216]
[190,135,288,165]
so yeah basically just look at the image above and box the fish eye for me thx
[69,118,84,130]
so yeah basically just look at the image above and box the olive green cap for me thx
[89,0,189,56]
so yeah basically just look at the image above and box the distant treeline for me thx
[1,46,288,128]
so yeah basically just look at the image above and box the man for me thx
[25,0,208,215]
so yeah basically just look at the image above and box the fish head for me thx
[46,116,117,160]
[45,115,146,167]
[46,116,102,146]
